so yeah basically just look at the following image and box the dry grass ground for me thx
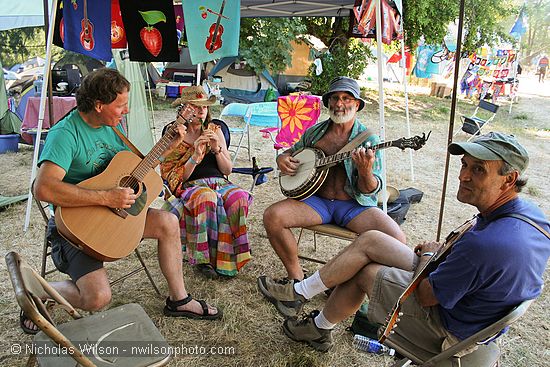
[0,76,548,366]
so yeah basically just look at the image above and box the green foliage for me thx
[524,0,550,60]
[403,0,516,53]
[307,39,373,95]
[239,17,306,74]
[0,27,46,67]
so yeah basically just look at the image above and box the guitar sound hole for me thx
[120,176,141,195]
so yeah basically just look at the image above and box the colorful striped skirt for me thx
[162,177,252,276]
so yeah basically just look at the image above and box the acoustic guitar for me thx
[378,217,476,343]
[279,132,430,201]
[55,106,194,262]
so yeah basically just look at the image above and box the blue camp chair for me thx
[219,103,251,163]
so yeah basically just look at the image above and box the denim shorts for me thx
[47,217,103,281]
[301,195,371,227]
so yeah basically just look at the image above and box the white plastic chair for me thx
[219,103,251,163]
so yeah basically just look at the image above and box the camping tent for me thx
[0,60,23,135]
[209,57,279,103]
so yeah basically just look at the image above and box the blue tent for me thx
[210,57,279,104]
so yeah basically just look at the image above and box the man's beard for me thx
[329,107,356,124]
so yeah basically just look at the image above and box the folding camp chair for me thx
[32,184,161,296]
[219,103,251,163]
[161,118,272,193]
[458,100,499,140]
[5,251,172,367]
[297,224,359,264]
[386,299,534,367]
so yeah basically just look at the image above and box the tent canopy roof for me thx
[240,1,354,17]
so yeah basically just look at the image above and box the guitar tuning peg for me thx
[395,319,400,323]
[398,312,404,316]
[390,330,395,334]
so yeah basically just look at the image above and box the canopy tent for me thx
[5,0,466,236]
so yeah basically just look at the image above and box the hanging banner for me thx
[54,0,112,61]
[350,0,402,45]
[111,0,127,49]
[183,0,240,64]
[119,0,179,62]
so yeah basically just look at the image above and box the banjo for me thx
[279,132,430,200]
[378,217,476,343]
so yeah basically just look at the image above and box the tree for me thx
[239,17,306,75]
[523,0,550,62]
[0,27,45,67]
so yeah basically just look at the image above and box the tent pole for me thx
[196,64,201,86]
[375,0,387,213]
[435,0,465,241]
[43,0,55,128]
[24,0,58,231]
[400,21,414,182]
[144,62,157,143]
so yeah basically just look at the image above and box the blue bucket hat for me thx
[322,76,366,111]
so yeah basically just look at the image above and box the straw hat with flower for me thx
[171,85,216,107]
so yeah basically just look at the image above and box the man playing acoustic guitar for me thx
[258,132,549,353]
[259,76,405,317]
[26,69,220,334]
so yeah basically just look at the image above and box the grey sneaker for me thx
[257,276,307,318]
[283,310,333,352]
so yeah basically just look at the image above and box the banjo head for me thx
[280,148,326,197]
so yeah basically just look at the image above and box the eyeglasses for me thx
[329,95,357,104]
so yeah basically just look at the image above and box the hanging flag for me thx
[174,4,185,48]
[119,0,179,62]
[111,0,127,49]
[56,0,112,61]
[183,0,240,64]
[350,0,401,44]
[510,5,527,39]
[53,0,64,47]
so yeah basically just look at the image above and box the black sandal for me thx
[195,264,219,279]
[20,310,39,335]
[163,294,222,320]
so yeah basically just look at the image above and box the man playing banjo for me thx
[258,132,549,353]
[259,76,405,317]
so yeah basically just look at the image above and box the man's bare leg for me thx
[346,207,406,243]
[319,230,414,289]
[263,199,323,280]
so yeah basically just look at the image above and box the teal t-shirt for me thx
[39,109,129,184]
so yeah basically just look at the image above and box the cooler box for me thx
[27,130,48,157]
[179,83,192,96]
[0,134,19,154]
[166,83,180,98]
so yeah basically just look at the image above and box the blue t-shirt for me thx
[429,198,550,340]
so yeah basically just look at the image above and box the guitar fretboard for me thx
[128,114,191,183]
[315,140,396,168]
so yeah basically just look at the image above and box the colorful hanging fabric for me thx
[183,0,240,65]
[111,0,127,49]
[119,0,179,62]
[54,0,112,61]
[275,95,321,149]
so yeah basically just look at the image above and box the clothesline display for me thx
[50,0,239,64]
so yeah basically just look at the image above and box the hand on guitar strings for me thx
[351,146,375,174]
[277,153,301,176]
[414,241,442,257]
[105,187,137,209]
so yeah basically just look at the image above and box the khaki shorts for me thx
[367,264,463,355]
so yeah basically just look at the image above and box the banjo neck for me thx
[315,140,397,168]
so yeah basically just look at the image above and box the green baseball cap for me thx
[448,132,529,174]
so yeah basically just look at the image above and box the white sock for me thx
[294,271,328,300]
[314,310,336,330]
